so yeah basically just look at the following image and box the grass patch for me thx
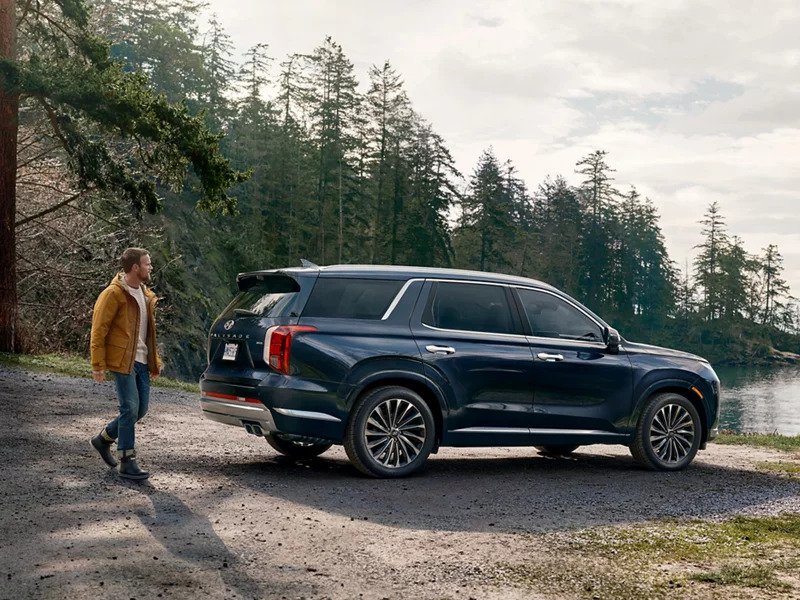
[572,514,800,561]
[690,564,791,590]
[0,352,199,393]
[715,432,800,451]
[491,514,800,599]
[756,461,800,476]
[0,352,90,378]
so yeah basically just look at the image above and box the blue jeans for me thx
[106,361,150,453]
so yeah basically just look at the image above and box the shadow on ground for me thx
[164,446,800,534]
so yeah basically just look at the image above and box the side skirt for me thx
[443,427,631,448]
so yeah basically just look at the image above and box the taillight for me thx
[264,325,317,375]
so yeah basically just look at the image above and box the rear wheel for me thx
[630,393,701,471]
[344,386,436,478]
[265,435,332,459]
[536,445,580,456]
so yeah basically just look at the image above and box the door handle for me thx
[426,345,455,355]
[537,352,564,362]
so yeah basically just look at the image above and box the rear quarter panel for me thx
[291,279,428,416]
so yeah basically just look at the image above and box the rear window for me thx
[302,278,404,320]
[220,277,303,318]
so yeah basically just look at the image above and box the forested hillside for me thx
[3,0,798,379]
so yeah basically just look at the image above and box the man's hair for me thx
[120,248,149,273]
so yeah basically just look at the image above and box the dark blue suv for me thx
[200,265,719,477]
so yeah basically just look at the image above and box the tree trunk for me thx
[0,0,19,352]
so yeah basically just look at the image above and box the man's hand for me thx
[92,370,106,383]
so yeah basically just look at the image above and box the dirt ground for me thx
[1,364,799,600]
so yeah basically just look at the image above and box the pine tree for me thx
[365,60,411,263]
[575,149,617,226]
[693,201,728,320]
[200,14,235,128]
[761,244,791,327]
[456,149,520,272]
[717,236,757,321]
[575,150,620,312]
[304,38,360,264]
[532,177,583,293]
[403,119,459,267]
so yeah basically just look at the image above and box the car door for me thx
[411,280,536,445]
[513,287,633,436]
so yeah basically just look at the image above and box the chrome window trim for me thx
[526,334,609,348]
[513,285,606,346]
[272,407,342,423]
[381,278,424,320]
[420,321,528,340]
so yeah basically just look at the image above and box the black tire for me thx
[630,392,701,471]
[344,386,436,478]
[265,435,332,459]
[536,445,580,456]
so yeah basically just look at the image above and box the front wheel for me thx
[344,386,436,478]
[265,435,332,459]
[630,393,701,471]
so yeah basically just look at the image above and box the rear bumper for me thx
[200,396,277,431]
[199,377,346,442]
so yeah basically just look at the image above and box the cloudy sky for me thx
[204,0,800,294]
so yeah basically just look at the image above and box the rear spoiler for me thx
[236,271,299,292]
[236,267,322,292]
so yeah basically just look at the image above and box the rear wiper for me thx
[233,308,260,317]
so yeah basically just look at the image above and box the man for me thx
[90,248,162,480]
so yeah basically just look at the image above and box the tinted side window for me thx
[423,282,515,334]
[302,278,404,319]
[517,288,603,341]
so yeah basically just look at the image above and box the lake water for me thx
[715,365,800,436]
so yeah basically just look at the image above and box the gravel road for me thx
[1,364,798,600]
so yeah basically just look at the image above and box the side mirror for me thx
[603,327,621,355]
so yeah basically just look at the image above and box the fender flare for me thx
[629,377,705,430]
[345,369,451,415]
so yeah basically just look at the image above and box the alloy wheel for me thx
[364,398,427,469]
[649,403,696,464]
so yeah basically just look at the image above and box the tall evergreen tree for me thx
[200,14,235,128]
[717,236,756,321]
[575,150,620,312]
[532,176,583,295]
[693,201,728,320]
[304,38,360,264]
[403,119,459,267]
[365,60,411,263]
[456,149,520,272]
[616,186,675,330]
[761,244,791,327]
